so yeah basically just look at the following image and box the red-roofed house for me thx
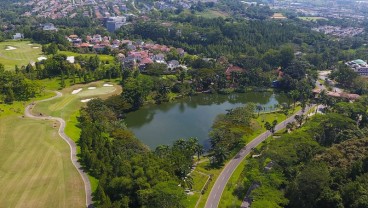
[225,65,245,80]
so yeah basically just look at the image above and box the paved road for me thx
[204,105,313,208]
[24,92,93,208]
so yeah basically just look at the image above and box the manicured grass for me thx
[58,51,115,62]
[0,116,85,207]
[32,81,121,120]
[0,40,43,70]
[196,9,229,18]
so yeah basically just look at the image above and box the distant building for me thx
[346,59,368,76]
[106,16,127,32]
[225,65,245,80]
[13,33,24,40]
[42,23,58,31]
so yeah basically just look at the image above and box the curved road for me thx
[24,92,93,208]
[204,105,313,208]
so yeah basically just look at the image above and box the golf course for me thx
[0,41,43,70]
[0,115,85,207]
[0,80,121,207]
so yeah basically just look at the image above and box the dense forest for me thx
[78,98,204,207]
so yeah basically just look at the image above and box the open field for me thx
[0,41,42,70]
[0,116,85,207]
[33,81,121,126]
[298,16,328,21]
[58,51,115,63]
[196,9,229,18]
[0,81,120,206]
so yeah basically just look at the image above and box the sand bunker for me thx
[28,44,33,46]
[81,98,93,103]
[5,46,16,51]
[103,84,113,87]
[32,46,39,49]
[71,88,83,94]
[88,87,96,90]
[38,57,47,61]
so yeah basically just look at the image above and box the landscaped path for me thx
[204,105,313,208]
[24,91,93,208]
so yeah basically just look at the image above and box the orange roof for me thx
[225,65,244,75]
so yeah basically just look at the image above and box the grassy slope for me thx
[33,81,122,193]
[0,41,42,70]
[0,114,85,207]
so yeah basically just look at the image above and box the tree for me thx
[286,122,295,132]
[213,146,228,165]
[256,105,263,117]
[330,64,358,89]
[148,181,186,208]
[289,90,300,109]
[287,162,330,208]
[265,120,277,134]
[294,114,304,127]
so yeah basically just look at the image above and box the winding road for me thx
[24,92,93,208]
[204,105,314,208]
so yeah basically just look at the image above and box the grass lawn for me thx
[0,80,121,207]
[0,40,43,70]
[0,115,85,207]
[196,9,229,18]
[33,81,122,143]
[58,51,115,63]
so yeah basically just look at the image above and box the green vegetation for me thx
[58,51,114,63]
[0,113,85,207]
[196,9,229,18]
[0,41,42,70]
[298,16,328,21]
[225,95,368,208]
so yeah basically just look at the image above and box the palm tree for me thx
[213,146,228,165]
[194,143,204,161]
[289,90,300,109]
[181,175,194,190]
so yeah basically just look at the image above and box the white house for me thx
[13,33,24,40]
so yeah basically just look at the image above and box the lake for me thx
[125,92,288,150]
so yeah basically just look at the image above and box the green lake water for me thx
[125,92,288,149]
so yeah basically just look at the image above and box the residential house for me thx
[42,23,58,31]
[152,53,166,64]
[13,33,24,40]
[168,60,179,70]
[225,65,245,80]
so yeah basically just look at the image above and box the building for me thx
[13,33,24,40]
[225,65,245,80]
[106,16,126,32]
[42,23,58,31]
[346,59,368,76]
